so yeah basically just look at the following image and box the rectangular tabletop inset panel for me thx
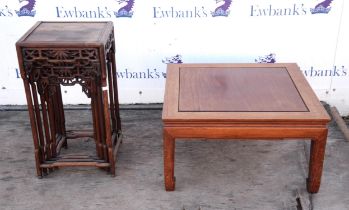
[23,22,109,43]
[179,67,308,112]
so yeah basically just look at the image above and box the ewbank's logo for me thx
[211,0,232,17]
[161,54,183,78]
[16,0,36,17]
[162,54,183,64]
[250,0,335,17]
[255,53,276,63]
[115,0,134,18]
[310,0,333,14]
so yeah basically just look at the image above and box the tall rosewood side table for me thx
[162,63,330,193]
[16,21,122,177]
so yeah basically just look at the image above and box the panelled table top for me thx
[17,21,113,46]
[162,63,330,123]
[162,63,330,193]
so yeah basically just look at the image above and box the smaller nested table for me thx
[16,21,122,177]
[162,63,330,193]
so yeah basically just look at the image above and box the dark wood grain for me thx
[23,22,108,43]
[16,21,122,177]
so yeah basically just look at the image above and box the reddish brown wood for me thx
[179,67,308,112]
[16,21,122,176]
[307,130,328,193]
[162,63,330,193]
[163,129,175,191]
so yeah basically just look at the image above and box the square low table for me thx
[162,63,330,193]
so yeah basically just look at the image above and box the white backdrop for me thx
[0,0,348,114]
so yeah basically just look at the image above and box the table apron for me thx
[163,126,327,140]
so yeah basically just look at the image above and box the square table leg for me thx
[307,129,328,193]
[163,129,175,191]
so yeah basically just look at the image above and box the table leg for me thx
[31,84,47,175]
[164,130,175,191]
[97,88,108,161]
[47,95,57,157]
[103,89,116,176]
[106,55,116,132]
[307,129,328,193]
[91,85,103,159]
[23,80,42,177]
[41,93,54,173]
[110,49,121,133]
[56,85,67,149]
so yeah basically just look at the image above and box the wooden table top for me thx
[162,63,330,124]
[16,21,113,47]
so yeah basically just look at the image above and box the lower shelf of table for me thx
[38,130,123,172]
[41,155,111,168]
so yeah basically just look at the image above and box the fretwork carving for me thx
[22,48,102,97]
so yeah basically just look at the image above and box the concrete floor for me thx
[0,105,349,210]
